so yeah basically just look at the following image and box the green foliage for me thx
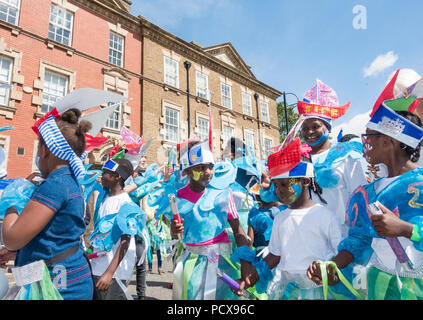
[277,101,300,142]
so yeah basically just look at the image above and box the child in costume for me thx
[297,80,368,233]
[89,158,143,300]
[307,69,423,300]
[152,140,253,300]
[0,108,94,300]
[233,138,345,300]
[247,192,281,257]
[223,137,260,251]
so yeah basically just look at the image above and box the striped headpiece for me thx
[37,113,86,179]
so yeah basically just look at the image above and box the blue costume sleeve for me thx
[0,179,36,217]
[252,259,274,294]
[337,229,373,265]
[259,183,279,203]
[248,209,274,241]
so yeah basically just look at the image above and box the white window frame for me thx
[197,116,209,141]
[223,125,234,147]
[260,100,270,123]
[41,70,68,114]
[0,0,20,25]
[221,82,232,109]
[164,106,180,143]
[264,137,273,155]
[196,71,208,99]
[0,56,13,107]
[109,32,124,67]
[244,130,255,150]
[242,91,253,116]
[48,4,74,46]
[105,93,123,131]
[164,56,179,89]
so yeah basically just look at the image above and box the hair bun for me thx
[61,108,81,124]
[78,120,92,134]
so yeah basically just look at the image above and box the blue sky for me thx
[130,0,423,129]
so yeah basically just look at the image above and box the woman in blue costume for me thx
[149,140,254,300]
[307,72,423,299]
[0,108,94,300]
[296,80,369,234]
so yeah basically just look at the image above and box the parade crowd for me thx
[1,68,423,301]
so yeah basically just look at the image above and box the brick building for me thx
[140,19,282,164]
[0,0,281,178]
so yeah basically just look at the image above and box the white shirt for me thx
[311,150,368,233]
[90,192,136,280]
[268,203,343,274]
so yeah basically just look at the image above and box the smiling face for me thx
[300,118,330,147]
[361,129,386,165]
[272,178,304,205]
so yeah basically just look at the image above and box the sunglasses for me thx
[361,133,384,143]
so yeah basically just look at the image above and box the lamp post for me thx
[282,92,299,134]
[253,93,262,158]
[184,60,192,138]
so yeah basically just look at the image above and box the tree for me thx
[277,101,300,142]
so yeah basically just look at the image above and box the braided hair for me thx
[301,155,328,204]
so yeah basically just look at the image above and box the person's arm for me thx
[306,250,354,286]
[95,234,131,291]
[0,247,16,269]
[123,183,139,194]
[247,225,254,249]
[2,200,56,251]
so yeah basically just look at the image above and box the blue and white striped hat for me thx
[366,103,423,149]
[37,113,86,179]
[270,161,314,180]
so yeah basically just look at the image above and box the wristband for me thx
[411,224,422,242]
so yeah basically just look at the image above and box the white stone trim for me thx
[0,134,10,172]
[107,22,128,37]
[33,60,76,117]
[50,0,79,13]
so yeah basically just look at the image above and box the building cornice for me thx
[71,0,140,33]
[71,1,282,100]
[140,19,283,101]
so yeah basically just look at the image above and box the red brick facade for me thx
[0,0,142,178]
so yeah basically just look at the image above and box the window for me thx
[260,100,270,123]
[264,138,273,155]
[0,0,20,25]
[196,71,208,99]
[48,4,74,46]
[245,131,254,150]
[0,56,12,107]
[41,71,68,114]
[198,117,209,141]
[105,99,122,130]
[164,56,179,88]
[242,91,252,116]
[223,125,234,147]
[164,107,179,143]
[221,83,232,109]
[109,32,124,67]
